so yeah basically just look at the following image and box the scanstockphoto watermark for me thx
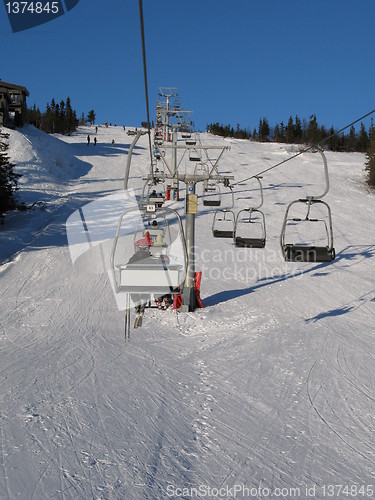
[166,483,375,498]
[166,484,303,498]
[195,246,305,283]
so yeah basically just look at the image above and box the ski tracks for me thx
[305,330,375,482]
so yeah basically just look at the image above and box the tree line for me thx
[27,97,78,134]
[1,110,374,221]
[207,114,375,188]
[207,114,375,153]
[27,97,96,135]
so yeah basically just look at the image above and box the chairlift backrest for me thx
[110,206,188,295]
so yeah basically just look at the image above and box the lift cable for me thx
[231,108,375,187]
[138,0,154,177]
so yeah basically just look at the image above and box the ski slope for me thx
[1,125,375,499]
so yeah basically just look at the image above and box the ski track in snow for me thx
[0,125,375,498]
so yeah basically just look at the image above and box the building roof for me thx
[0,81,29,96]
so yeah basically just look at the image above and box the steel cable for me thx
[139,0,154,176]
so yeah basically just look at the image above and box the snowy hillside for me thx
[1,124,375,499]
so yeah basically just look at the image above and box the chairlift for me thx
[110,206,187,298]
[203,183,221,207]
[189,149,201,161]
[233,176,266,247]
[212,186,235,237]
[280,148,335,262]
[153,148,161,160]
[146,182,166,208]
[194,162,210,179]
[212,210,235,238]
[234,208,266,248]
[185,137,196,146]
[280,199,335,262]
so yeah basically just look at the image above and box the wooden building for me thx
[0,81,29,128]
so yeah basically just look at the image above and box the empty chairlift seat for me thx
[203,183,221,207]
[234,208,266,248]
[280,148,336,263]
[189,149,201,161]
[212,209,235,238]
[280,199,335,262]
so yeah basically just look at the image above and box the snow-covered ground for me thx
[1,125,374,499]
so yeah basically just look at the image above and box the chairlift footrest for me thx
[283,245,335,262]
[213,230,234,238]
[235,237,266,248]
[203,201,221,207]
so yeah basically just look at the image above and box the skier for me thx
[112,139,115,146]
[94,137,97,146]
[87,135,90,145]
[95,126,98,134]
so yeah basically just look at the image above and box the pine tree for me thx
[285,116,295,143]
[279,121,285,142]
[328,126,340,151]
[87,109,96,125]
[294,115,303,143]
[0,129,21,219]
[347,125,357,151]
[357,123,369,152]
[65,97,75,133]
[258,118,270,142]
[365,135,375,187]
[308,114,320,144]
[369,118,375,143]
[41,103,53,132]
[26,104,42,128]
[273,123,280,142]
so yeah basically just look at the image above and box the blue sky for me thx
[1,0,375,132]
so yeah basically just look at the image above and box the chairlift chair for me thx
[203,183,221,207]
[234,208,266,248]
[280,199,335,262]
[189,149,201,161]
[146,183,166,208]
[280,148,335,263]
[182,132,191,139]
[185,137,196,146]
[110,206,187,298]
[153,148,161,160]
[212,185,235,237]
[233,176,266,247]
[212,210,236,238]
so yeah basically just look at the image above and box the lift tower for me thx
[158,87,178,142]
[146,143,233,311]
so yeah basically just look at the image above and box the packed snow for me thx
[0,124,375,499]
